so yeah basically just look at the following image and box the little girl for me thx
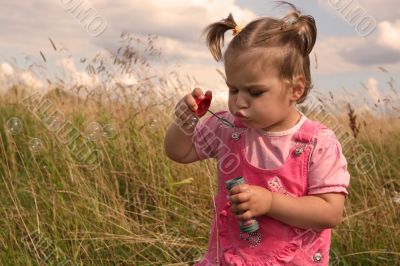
[164,2,350,265]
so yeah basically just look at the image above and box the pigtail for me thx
[291,14,317,56]
[202,13,238,61]
[278,2,317,56]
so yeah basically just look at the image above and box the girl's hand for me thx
[174,88,212,128]
[228,184,273,221]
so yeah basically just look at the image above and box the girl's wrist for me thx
[262,190,274,216]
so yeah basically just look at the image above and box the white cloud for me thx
[313,37,362,74]
[313,19,400,68]
[19,71,44,89]
[306,1,400,68]
[0,62,14,77]
[339,21,400,65]
[58,57,99,87]
[377,20,400,50]
[160,36,211,61]
[0,62,15,92]
[366,77,379,101]
[118,75,138,87]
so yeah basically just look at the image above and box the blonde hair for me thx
[202,1,317,103]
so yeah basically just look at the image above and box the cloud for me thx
[0,0,255,58]
[0,0,255,92]
[91,0,255,56]
[0,62,15,92]
[377,20,400,50]
[296,1,400,68]
[366,77,379,101]
[0,62,14,77]
[157,36,212,62]
[313,37,362,74]
[19,71,44,89]
[338,20,400,65]
[57,57,99,87]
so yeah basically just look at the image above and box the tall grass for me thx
[0,34,399,265]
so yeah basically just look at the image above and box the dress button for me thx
[231,132,240,140]
[220,210,228,216]
[294,147,304,156]
[313,251,322,262]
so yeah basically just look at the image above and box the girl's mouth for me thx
[235,111,247,119]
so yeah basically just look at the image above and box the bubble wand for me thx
[194,95,234,128]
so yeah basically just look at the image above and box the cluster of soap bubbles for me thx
[84,122,117,141]
[5,117,44,154]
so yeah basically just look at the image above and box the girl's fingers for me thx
[230,191,250,204]
[189,88,207,112]
[229,184,250,195]
[175,88,209,121]
[237,210,252,221]
[185,94,198,112]
[192,87,205,99]
[231,202,249,214]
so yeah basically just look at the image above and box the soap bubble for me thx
[148,118,158,128]
[84,122,103,141]
[6,117,22,135]
[29,138,44,153]
[102,124,117,139]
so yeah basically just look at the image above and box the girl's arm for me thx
[229,184,345,230]
[268,192,345,230]
[164,88,211,164]
[164,120,200,163]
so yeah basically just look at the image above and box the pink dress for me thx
[193,111,350,265]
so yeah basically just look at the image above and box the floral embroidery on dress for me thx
[267,176,297,197]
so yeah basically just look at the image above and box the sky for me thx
[0,0,399,106]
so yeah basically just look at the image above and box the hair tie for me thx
[232,25,243,36]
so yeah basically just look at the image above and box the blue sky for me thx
[0,0,399,107]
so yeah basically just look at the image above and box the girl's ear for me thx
[290,75,306,101]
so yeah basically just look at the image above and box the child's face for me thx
[225,49,298,131]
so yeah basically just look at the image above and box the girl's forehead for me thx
[225,50,281,82]
[225,49,281,72]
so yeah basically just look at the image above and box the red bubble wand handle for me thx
[194,95,234,128]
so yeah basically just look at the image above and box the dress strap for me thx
[294,119,323,144]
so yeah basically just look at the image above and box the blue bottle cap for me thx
[225,176,244,191]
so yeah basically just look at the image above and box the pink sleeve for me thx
[308,129,351,196]
[193,112,225,160]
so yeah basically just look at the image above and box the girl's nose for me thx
[235,91,248,108]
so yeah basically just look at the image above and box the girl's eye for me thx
[250,91,263,97]
[229,89,238,94]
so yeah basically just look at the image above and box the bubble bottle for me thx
[225,176,262,247]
